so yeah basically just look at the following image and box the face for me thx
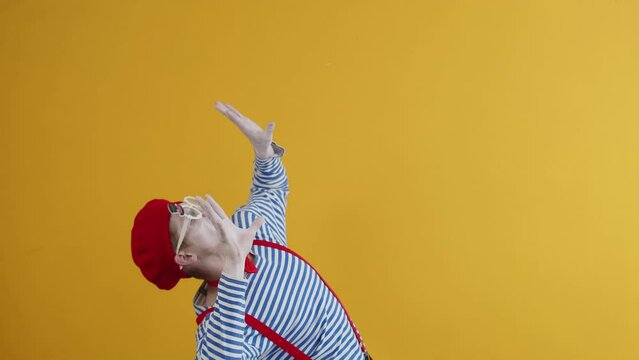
[169,213,227,280]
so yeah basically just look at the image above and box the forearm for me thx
[229,140,290,246]
[196,273,250,359]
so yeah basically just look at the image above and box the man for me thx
[131,101,372,359]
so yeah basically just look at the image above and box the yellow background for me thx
[2,1,638,359]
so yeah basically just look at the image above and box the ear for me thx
[174,252,198,267]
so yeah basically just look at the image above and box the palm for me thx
[216,217,256,258]
[195,194,265,262]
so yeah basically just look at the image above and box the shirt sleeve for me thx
[195,272,259,360]
[231,141,290,247]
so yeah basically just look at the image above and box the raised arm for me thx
[232,142,290,246]
[214,101,290,246]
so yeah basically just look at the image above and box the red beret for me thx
[131,198,192,290]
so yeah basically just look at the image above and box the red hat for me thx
[131,198,192,290]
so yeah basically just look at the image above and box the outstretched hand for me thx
[194,194,265,278]
[215,101,275,160]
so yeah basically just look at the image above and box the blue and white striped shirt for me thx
[192,145,366,359]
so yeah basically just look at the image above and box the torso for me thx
[193,246,364,358]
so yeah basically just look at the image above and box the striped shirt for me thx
[192,145,366,359]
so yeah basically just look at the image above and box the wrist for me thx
[254,143,275,160]
[223,260,245,280]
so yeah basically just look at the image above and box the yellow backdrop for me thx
[2,1,638,359]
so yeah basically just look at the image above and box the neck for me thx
[207,253,255,283]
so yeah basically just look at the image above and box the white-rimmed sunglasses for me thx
[167,196,204,254]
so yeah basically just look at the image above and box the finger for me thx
[215,221,231,244]
[195,196,222,225]
[214,101,232,118]
[224,103,269,135]
[205,194,228,220]
[224,103,247,119]
[216,103,238,120]
[217,103,258,134]
[217,102,244,121]
[196,197,229,241]
[248,216,266,234]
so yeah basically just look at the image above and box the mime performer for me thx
[131,101,372,360]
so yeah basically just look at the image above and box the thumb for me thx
[266,122,275,138]
[249,216,266,233]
